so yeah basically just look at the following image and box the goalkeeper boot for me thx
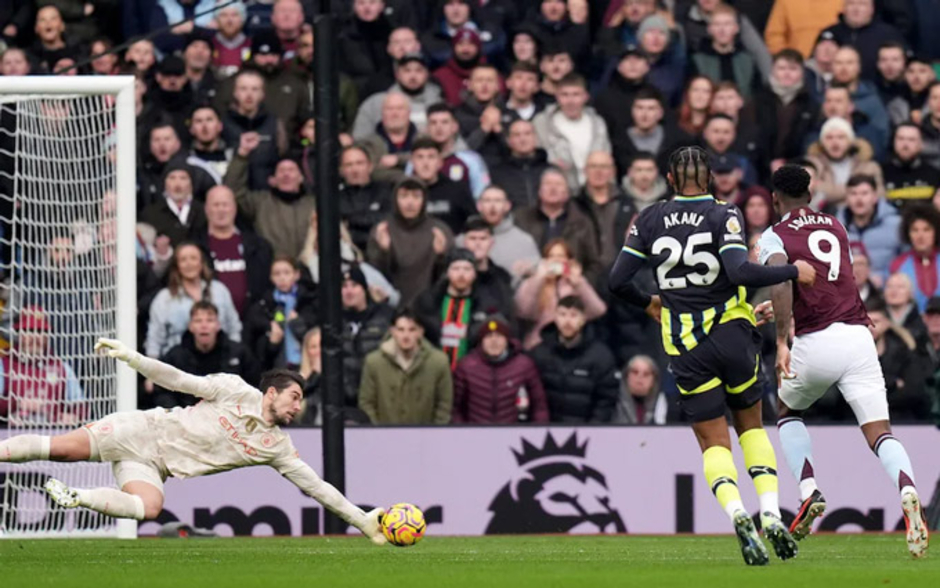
[733,510,769,566]
[362,508,387,546]
[762,513,799,561]
[44,478,79,508]
[789,489,826,541]
[902,491,929,558]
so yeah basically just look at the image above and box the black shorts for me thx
[669,319,764,422]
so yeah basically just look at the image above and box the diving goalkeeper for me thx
[0,338,386,544]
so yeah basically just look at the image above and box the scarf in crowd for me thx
[769,76,803,106]
[440,295,472,370]
[273,286,300,366]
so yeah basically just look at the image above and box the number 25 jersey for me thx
[757,206,869,337]
[622,195,754,356]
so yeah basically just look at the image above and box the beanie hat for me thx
[342,264,368,291]
[637,15,670,40]
[453,27,482,49]
[476,313,512,343]
[446,247,476,269]
[820,116,856,143]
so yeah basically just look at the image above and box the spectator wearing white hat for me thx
[806,116,883,207]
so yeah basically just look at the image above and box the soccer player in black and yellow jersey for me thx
[609,147,815,565]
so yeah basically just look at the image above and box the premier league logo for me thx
[485,433,627,534]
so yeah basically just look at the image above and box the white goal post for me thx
[0,76,137,538]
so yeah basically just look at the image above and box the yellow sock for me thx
[739,428,780,520]
[703,445,744,521]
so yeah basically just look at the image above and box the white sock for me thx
[724,499,746,521]
[0,435,51,462]
[798,478,818,501]
[778,418,818,500]
[873,435,917,497]
[75,488,146,520]
[759,492,781,520]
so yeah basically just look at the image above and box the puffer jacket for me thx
[528,325,620,423]
[452,342,549,424]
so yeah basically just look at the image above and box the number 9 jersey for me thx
[622,195,755,356]
[756,206,870,336]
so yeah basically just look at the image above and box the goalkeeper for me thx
[0,338,386,544]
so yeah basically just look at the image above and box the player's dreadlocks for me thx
[668,146,711,195]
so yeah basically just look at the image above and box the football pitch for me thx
[0,534,936,588]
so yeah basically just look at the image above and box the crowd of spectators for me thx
[2,0,940,427]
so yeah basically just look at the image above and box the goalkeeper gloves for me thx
[94,338,137,364]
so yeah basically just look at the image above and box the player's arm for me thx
[273,455,386,545]
[94,338,219,401]
[767,252,797,386]
[608,214,661,320]
[718,209,814,287]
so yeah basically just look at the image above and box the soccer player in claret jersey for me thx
[0,338,387,545]
[609,146,816,566]
[759,165,929,558]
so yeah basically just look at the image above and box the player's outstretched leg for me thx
[45,478,160,520]
[777,414,826,540]
[0,429,92,464]
[0,434,51,463]
[697,417,769,566]
[734,406,797,561]
[866,425,928,558]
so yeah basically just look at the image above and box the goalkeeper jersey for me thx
[144,373,299,479]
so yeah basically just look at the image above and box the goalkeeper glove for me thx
[94,338,137,363]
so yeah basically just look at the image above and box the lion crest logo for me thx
[485,433,627,534]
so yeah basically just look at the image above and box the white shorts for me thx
[83,411,168,494]
[779,322,890,425]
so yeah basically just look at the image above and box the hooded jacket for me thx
[366,185,455,305]
[358,337,453,424]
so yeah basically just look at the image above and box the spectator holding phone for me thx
[514,238,607,349]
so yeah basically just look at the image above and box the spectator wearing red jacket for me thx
[452,315,549,424]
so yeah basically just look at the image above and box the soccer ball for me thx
[381,503,426,547]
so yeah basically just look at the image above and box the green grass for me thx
[0,535,936,588]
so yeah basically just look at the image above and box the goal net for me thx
[0,78,137,538]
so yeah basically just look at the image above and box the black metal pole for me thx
[314,2,346,535]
